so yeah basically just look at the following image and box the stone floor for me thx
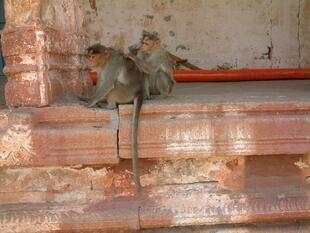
[172,79,310,103]
[1,79,310,107]
[0,79,309,233]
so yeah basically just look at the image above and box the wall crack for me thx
[268,0,274,68]
[297,0,302,68]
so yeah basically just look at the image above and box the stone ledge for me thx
[119,99,310,159]
[0,152,308,231]
[142,222,310,233]
[1,154,308,204]
[0,184,309,232]
[0,104,119,167]
[1,81,310,167]
[0,201,140,233]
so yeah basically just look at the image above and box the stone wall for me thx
[84,0,310,69]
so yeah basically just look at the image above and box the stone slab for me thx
[119,81,310,159]
[0,153,309,231]
[140,221,310,233]
[119,100,310,159]
[0,201,140,233]
[0,104,119,167]
[140,184,310,229]
[0,184,309,232]
[1,153,309,204]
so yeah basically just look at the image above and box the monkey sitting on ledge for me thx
[82,43,146,191]
[128,30,176,99]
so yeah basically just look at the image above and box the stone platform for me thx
[0,80,310,232]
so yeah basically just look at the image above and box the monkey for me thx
[84,43,145,191]
[128,30,175,99]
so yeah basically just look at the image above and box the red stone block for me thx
[0,153,309,230]
[4,74,44,106]
[1,28,38,57]
[0,184,309,232]
[2,27,92,107]
[0,105,119,167]
[0,201,140,232]
[1,154,308,205]
[139,184,310,229]
[119,100,310,159]
[1,0,91,107]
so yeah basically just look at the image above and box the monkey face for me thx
[86,53,100,66]
[141,37,160,54]
[86,51,109,71]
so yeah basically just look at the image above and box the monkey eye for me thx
[87,54,96,59]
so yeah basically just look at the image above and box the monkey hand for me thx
[128,43,141,56]
[79,96,90,102]
[126,53,135,59]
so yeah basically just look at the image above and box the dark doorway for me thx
[0,0,6,106]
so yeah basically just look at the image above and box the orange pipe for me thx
[90,68,310,85]
[174,68,310,82]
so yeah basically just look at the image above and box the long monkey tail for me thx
[132,93,143,191]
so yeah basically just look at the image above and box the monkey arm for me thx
[167,52,202,70]
[158,56,175,82]
[87,63,121,107]
[87,77,114,107]
[127,54,158,75]
[128,42,142,56]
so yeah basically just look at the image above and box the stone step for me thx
[141,221,310,233]
[0,184,309,232]
[120,98,310,159]
[0,104,119,167]
[0,81,310,167]
[0,152,309,231]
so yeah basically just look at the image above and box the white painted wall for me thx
[84,0,310,69]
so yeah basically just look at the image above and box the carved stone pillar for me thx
[2,0,92,107]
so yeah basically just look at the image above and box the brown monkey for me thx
[128,31,175,99]
[85,43,145,191]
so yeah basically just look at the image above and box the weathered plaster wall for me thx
[84,0,310,69]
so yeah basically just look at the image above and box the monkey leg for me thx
[87,93,107,107]
[156,75,173,97]
[105,85,135,109]
[144,80,151,99]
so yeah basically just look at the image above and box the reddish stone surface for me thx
[0,184,309,232]
[119,100,310,159]
[0,104,119,167]
[0,201,140,233]
[0,154,309,231]
[140,185,310,229]
[141,222,310,233]
[1,0,309,231]
[2,0,92,107]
